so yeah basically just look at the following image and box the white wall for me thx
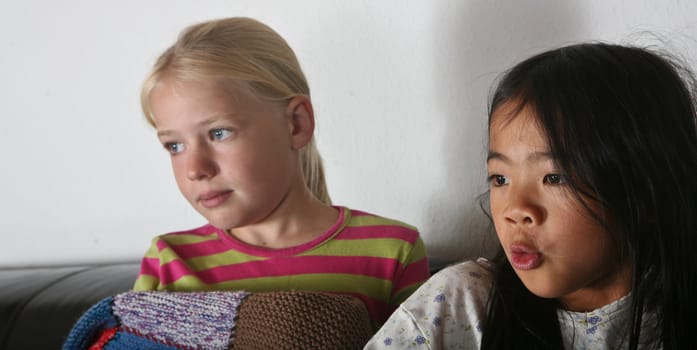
[2,0,696,267]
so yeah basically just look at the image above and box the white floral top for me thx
[365,258,659,350]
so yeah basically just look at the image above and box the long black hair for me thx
[480,43,697,349]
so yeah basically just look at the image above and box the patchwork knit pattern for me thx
[64,290,374,350]
[63,291,249,350]
[113,291,248,349]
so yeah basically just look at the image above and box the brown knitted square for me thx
[230,291,374,350]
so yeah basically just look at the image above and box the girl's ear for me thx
[285,95,315,150]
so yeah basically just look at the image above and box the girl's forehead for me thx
[156,78,268,111]
[490,101,540,133]
[150,75,287,129]
[157,75,238,95]
[489,104,550,152]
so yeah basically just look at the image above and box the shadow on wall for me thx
[425,0,588,262]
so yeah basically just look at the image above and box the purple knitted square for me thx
[112,291,249,350]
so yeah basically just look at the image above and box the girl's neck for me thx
[227,189,338,249]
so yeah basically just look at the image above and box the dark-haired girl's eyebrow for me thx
[487,151,508,163]
[486,150,554,163]
[528,151,554,162]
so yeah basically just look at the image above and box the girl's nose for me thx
[186,146,217,181]
[503,187,545,226]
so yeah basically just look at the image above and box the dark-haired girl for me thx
[365,42,697,349]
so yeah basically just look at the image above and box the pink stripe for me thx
[348,209,373,217]
[155,239,170,251]
[156,259,198,285]
[138,257,161,277]
[336,225,419,244]
[330,291,391,326]
[156,255,402,285]
[358,294,391,326]
[392,257,430,292]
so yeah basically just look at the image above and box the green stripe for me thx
[143,242,160,259]
[157,275,206,291]
[133,275,160,291]
[301,238,414,264]
[153,246,261,270]
[186,250,263,271]
[155,247,185,265]
[406,238,427,264]
[303,237,427,266]
[347,215,416,231]
[161,233,219,245]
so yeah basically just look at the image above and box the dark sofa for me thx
[0,263,139,349]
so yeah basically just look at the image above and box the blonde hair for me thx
[141,17,331,205]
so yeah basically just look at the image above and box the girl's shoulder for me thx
[369,258,493,349]
[340,207,421,246]
[416,258,495,294]
[344,207,419,232]
[401,258,494,320]
[445,257,495,274]
[400,258,494,313]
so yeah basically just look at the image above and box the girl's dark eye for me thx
[488,174,509,187]
[543,174,567,185]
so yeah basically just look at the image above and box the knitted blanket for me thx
[63,290,373,350]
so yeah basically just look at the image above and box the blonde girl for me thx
[134,17,429,327]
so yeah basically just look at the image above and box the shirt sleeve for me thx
[390,237,430,305]
[132,238,162,291]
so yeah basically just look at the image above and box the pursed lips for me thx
[509,241,543,270]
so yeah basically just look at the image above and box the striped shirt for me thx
[133,207,430,326]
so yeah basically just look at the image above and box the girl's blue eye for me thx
[488,174,509,187]
[210,129,232,141]
[164,142,184,155]
[543,174,567,185]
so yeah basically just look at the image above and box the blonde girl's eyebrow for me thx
[199,112,249,126]
[156,114,243,138]
[156,129,175,138]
